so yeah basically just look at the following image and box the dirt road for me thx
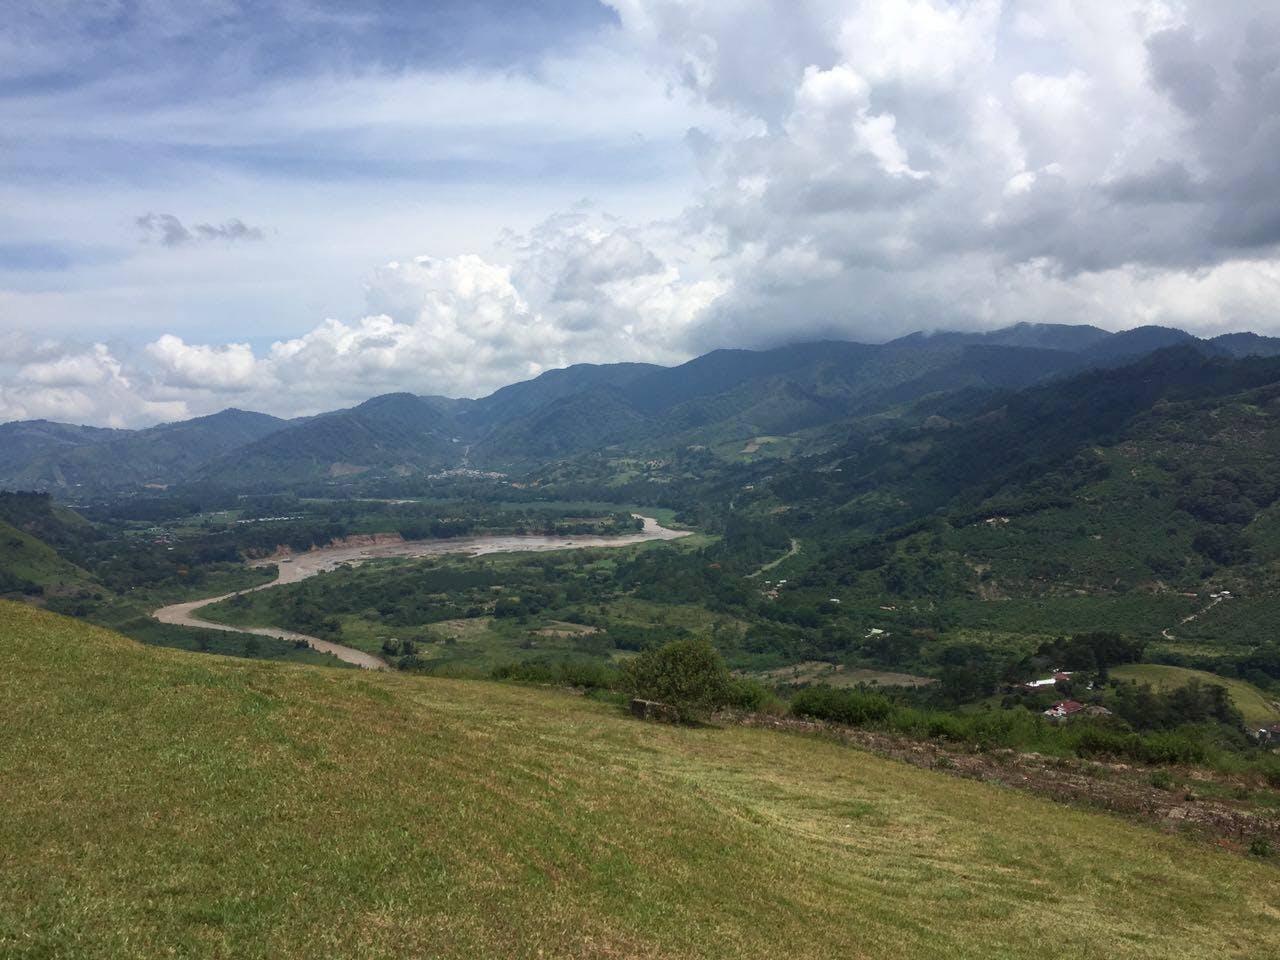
[747,538,800,578]
[1161,593,1227,642]
[153,516,690,670]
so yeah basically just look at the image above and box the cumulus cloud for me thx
[0,342,187,428]
[146,335,259,391]
[123,214,723,418]
[9,1,1280,427]
[607,0,1280,347]
[136,213,265,247]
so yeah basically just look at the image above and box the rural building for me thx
[1043,700,1085,720]
[1019,670,1072,692]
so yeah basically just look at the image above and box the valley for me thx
[4,324,1280,957]
[14,7,1280,953]
[152,516,690,669]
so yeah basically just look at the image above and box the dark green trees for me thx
[624,636,731,721]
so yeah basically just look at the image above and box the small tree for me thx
[624,636,731,722]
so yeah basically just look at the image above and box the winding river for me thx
[152,516,690,670]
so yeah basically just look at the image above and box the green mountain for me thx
[473,386,652,462]
[463,360,661,427]
[756,348,1280,634]
[1210,331,1280,358]
[4,600,1276,959]
[887,321,1113,352]
[9,322,1280,491]
[0,420,125,486]
[200,394,460,486]
[0,408,286,490]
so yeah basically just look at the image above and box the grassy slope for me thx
[1112,663,1280,726]
[2,601,1278,960]
[0,519,95,593]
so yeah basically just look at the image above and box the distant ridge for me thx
[6,322,1280,491]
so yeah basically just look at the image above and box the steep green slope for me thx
[2,602,1277,959]
[0,492,99,595]
[0,520,94,595]
[784,348,1280,532]
[0,490,99,555]
[202,394,460,485]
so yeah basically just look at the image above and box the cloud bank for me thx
[5,1,1280,426]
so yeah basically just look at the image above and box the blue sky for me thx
[4,1,1280,426]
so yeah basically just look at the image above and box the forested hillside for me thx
[7,322,1280,491]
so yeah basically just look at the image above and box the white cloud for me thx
[6,1,1280,428]
[1,342,188,428]
[835,0,1000,89]
[146,335,259,391]
[606,0,1280,348]
[18,343,120,387]
[72,214,726,422]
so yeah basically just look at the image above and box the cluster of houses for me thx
[1008,669,1113,722]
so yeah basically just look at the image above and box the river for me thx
[152,516,690,670]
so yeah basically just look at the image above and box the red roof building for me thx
[1043,700,1085,720]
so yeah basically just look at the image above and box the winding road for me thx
[153,516,690,670]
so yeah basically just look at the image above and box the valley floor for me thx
[2,602,1278,959]
[150,516,690,671]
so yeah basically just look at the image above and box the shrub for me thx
[791,686,894,726]
[491,659,620,692]
[724,677,782,713]
[623,637,731,722]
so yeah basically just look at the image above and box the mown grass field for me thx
[2,601,1279,959]
[1112,663,1280,726]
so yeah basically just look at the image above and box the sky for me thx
[4,0,1280,427]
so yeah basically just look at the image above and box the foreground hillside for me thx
[1,603,1277,959]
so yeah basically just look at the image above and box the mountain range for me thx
[4,322,1280,492]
